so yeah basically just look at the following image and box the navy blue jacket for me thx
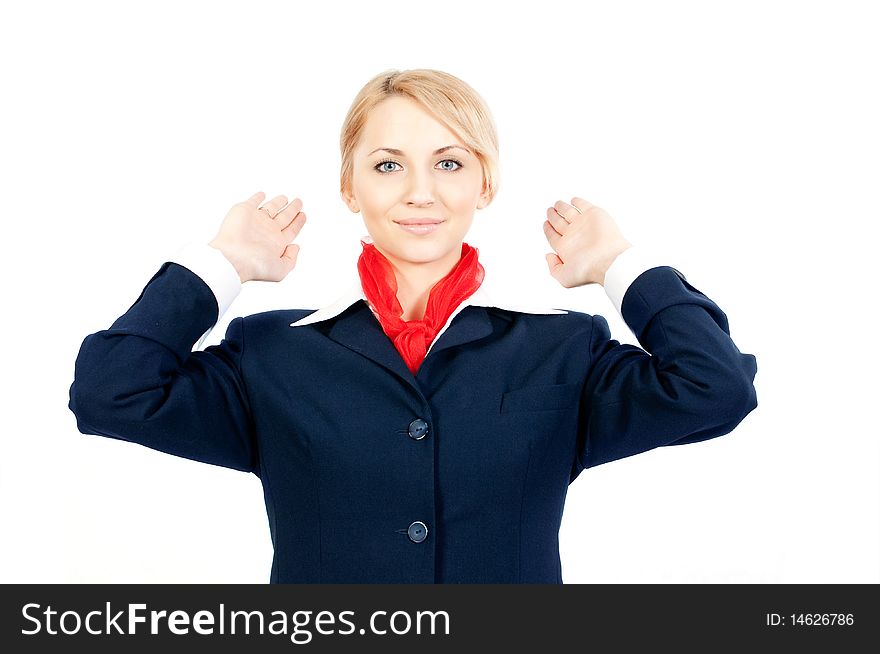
[68,262,757,583]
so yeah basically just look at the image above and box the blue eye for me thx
[373,158,463,174]
[438,159,462,171]
[375,160,401,173]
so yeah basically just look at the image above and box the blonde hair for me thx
[339,68,500,205]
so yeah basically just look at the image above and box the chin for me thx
[383,240,458,264]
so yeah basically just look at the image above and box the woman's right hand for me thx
[209,191,307,283]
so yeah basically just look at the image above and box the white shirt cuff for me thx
[603,246,670,316]
[168,242,242,320]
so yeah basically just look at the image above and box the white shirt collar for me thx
[289,276,567,328]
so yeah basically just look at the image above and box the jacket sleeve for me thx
[572,266,758,475]
[68,262,257,473]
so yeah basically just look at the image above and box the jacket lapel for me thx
[327,301,495,391]
[427,305,494,357]
[327,301,416,387]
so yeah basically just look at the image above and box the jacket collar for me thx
[288,269,567,389]
[288,278,567,328]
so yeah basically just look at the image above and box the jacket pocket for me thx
[500,382,581,413]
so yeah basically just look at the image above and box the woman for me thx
[69,68,758,583]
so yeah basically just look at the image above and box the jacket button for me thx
[408,418,429,440]
[407,521,428,543]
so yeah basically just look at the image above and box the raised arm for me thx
[68,191,307,472]
[542,197,757,475]
[575,265,757,472]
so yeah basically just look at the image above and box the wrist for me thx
[209,240,250,284]
[599,242,633,286]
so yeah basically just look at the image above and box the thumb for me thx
[279,243,301,276]
[546,252,563,279]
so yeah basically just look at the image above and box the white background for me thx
[1,0,877,584]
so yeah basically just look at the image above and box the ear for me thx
[475,183,492,210]
[340,188,360,213]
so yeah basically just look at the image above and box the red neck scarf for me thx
[357,240,485,375]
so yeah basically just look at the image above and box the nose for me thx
[405,166,435,206]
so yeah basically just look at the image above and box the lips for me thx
[395,218,444,225]
[395,218,443,235]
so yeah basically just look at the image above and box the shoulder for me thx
[483,305,605,336]
[235,307,320,338]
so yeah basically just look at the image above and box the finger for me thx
[280,211,306,241]
[545,208,567,235]
[245,191,266,208]
[275,198,304,229]
[543,220,562,246]
[571,197,595,214]
[259,194,288,218]
[553,200,580,222]
[259,194,289,218]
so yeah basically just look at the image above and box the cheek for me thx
[354,181,394,214]
[447,170,485,204]
[436,181,472,206]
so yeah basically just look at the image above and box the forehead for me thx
[358,96,463,152]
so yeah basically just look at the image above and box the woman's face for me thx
[343,95,490,273]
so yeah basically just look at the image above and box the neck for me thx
[381,244,463,322]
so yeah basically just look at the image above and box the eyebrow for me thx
[367,145,470,156]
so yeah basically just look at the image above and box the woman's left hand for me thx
[543,197,633,288]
